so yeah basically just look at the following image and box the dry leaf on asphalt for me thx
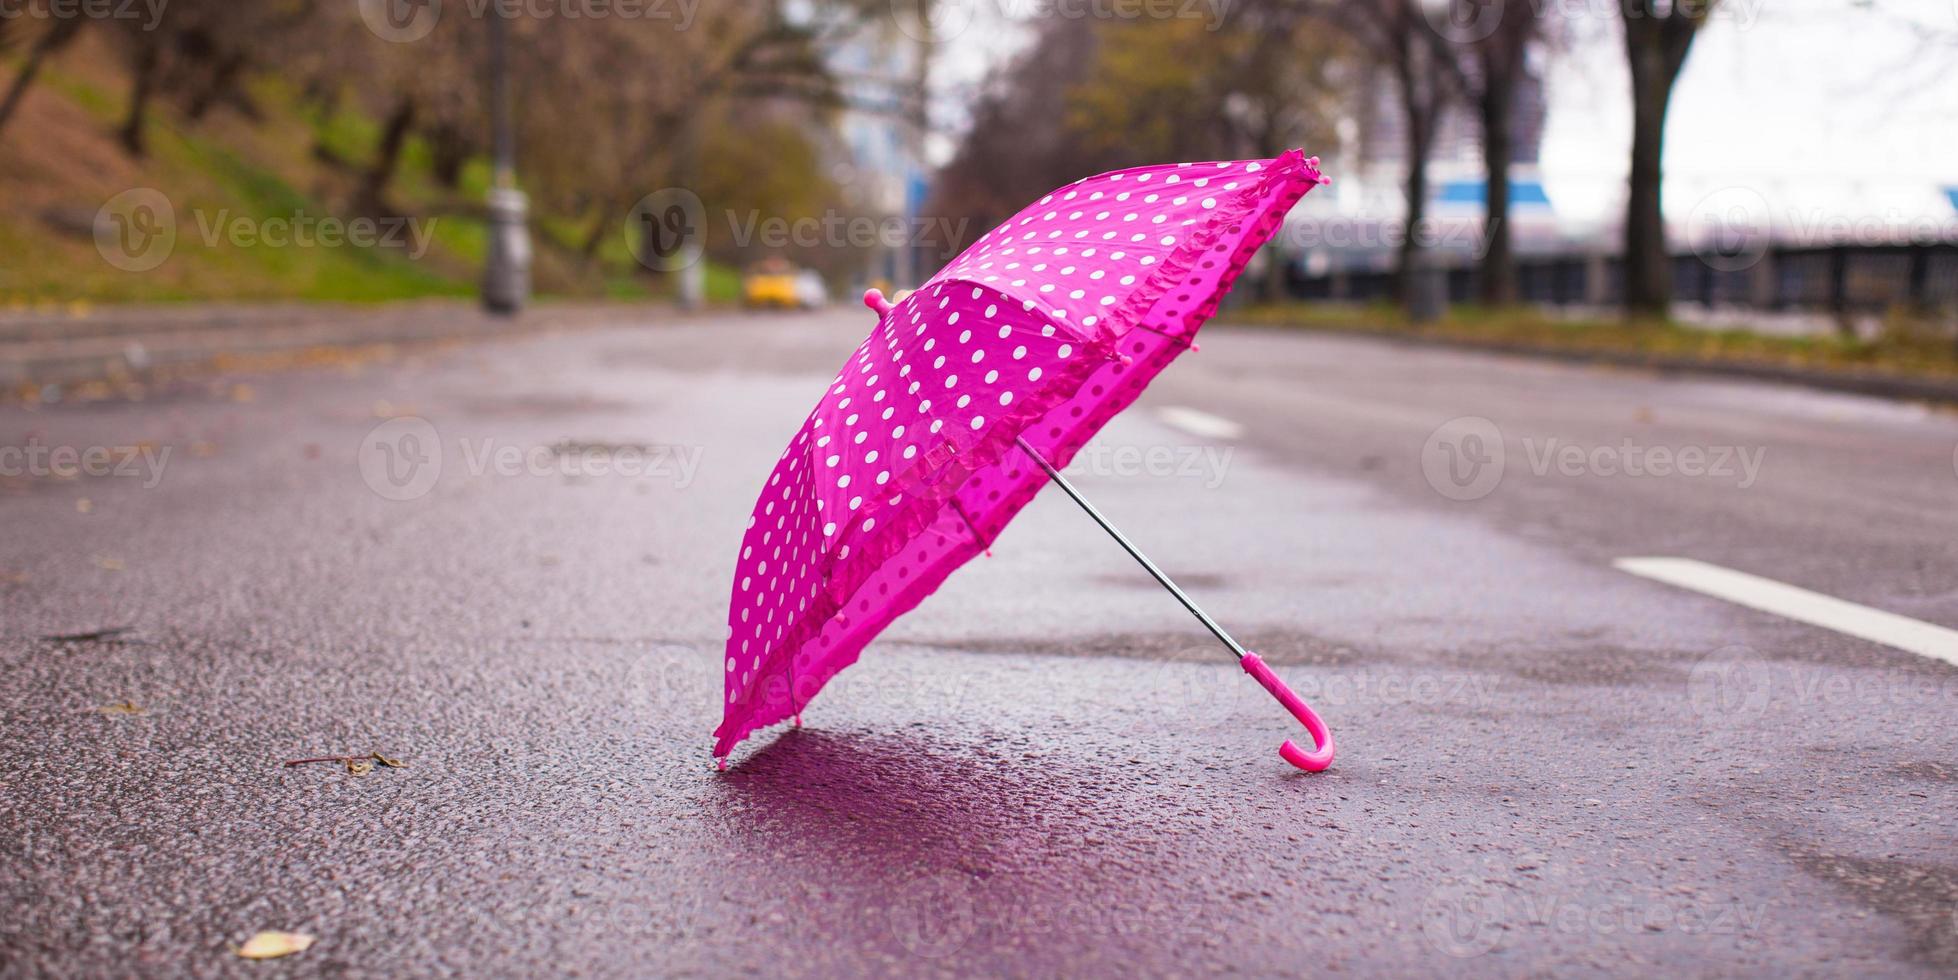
[345,758,375,775]
[235,931,315,959]
[370,752,406,769]
[43,626,135,644]
[96,700,144,716]
[92,556,125,571]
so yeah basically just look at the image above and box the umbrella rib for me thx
[1014,436,1248,664]
[948,497,993,552]
[1126,321,1197,349]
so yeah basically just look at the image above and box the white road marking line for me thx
[1614,557,1958,666]
[1157,406,1245,440]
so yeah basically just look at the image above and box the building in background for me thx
[1289,43,1562,283]
[829,24,935,293]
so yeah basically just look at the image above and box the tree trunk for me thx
[428,123,471,189]
[118,34,163,158]
[0,19,83,138]
[1396,68,1435,311]
[186,51,248,122]
[1477,45,1518,307]
[356,97,417,216]
[1622,47,1673,317]
[1620,11,1699,319]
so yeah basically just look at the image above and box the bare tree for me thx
[1327,0,1465,310]
[1619,0,1714,317]
[1459,2,1547,306]
[0,13,83,138]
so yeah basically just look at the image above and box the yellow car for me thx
[742,269,802,309]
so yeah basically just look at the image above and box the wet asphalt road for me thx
[3,308,1958,977]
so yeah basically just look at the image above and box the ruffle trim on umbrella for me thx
[712,152,1327,758]
[1089,149,1325,350]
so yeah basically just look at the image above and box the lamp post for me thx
[481,4,530,314]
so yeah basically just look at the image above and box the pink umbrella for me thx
[717,150,1335,772]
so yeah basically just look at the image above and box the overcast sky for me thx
[924,0,1958,225]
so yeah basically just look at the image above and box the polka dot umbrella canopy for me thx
[716,150,1336,770]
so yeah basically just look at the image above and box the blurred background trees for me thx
[3,0,1948,330]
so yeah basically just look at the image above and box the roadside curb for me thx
[1247,323,1958,406]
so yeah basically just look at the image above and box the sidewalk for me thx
[0,300,678,390]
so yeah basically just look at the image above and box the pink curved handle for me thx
[1240,652,1335,772]
[863,288,895,317]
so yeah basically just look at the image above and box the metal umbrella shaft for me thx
[1015,437,1249,663]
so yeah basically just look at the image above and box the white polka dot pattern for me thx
[714,151,1328,759]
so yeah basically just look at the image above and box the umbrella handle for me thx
[863,288,895,317]
[1240,652,1335,772]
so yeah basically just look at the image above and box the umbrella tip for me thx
[863,288,895,317]
[714,756,727,772]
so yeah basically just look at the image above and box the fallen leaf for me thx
[75,498,93,514]
[0,571,26,586]
[190,442,218,458]
[370,752,407,769]
[235,931,315,960]
[43,626,135,643]
[96,699,144,716]
[92,556,125,571]
[346,759,375,775]
[230,384,256,403]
